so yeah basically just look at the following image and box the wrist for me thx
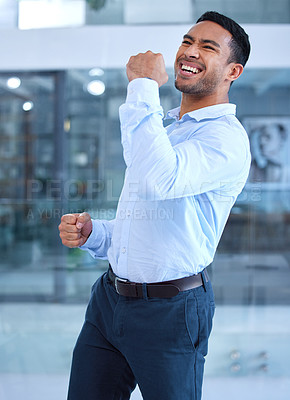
[125,78,160,105]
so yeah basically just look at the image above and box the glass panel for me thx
[1,68,290,398]
[212,68,290,307]
[0,72,57,300]
[2,68,290,304]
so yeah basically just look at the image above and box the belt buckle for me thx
[114,276,128,294]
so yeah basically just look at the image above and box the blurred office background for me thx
[0,0,290,399]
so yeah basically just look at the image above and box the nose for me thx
[183,43,200,59]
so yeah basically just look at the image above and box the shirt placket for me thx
[116,171,138,278]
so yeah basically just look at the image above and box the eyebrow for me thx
[183,34,221,49]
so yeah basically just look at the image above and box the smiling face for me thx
[174,21,239,97]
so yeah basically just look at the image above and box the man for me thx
[59,11,251,400]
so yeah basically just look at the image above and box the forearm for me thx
[119,79,178,199]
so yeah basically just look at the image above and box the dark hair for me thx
[196,11,250,67]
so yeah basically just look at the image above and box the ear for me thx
[227,63,243,82]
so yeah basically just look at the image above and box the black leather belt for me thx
[108,265,209,299]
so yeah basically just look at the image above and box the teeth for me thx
[181,65,200,74]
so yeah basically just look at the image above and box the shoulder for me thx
[190,115,251,177]
[192,115,250,151]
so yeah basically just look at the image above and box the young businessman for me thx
[59,11,251,400]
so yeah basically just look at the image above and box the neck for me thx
[179,91,229,119]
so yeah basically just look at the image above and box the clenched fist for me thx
[58,212,92,248]
[126,51,168,87]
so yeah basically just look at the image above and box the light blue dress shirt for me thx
[81,78,251,283]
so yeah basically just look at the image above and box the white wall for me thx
[0,24,289,71]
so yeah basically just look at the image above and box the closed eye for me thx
[203,45,215,51]
[182,40,192,45]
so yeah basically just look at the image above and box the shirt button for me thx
[121,247,126,254]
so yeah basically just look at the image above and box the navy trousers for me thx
[67,271,215,400]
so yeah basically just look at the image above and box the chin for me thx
[175,80,200,95]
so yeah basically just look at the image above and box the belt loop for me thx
[201,270,207,292]
[142,283,148,300]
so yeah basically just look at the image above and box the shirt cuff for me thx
[79,219,105,251]
[126,78,160,106]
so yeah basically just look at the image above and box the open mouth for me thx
[179,62,203,75]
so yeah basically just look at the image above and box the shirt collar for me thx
[165,103,236,122]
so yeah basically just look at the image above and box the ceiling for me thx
[0,0,290,30]
[87,0,290,25]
